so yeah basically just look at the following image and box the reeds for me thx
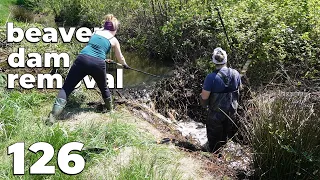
[240,91,320,179]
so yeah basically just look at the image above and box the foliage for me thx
[0,0,16,25]
[18,0,142,27]
[16,0,320,86]
[241,92,320,179]
[114,0,320,87]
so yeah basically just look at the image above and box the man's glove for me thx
[123,64,130,69]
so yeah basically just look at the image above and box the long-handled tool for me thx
[215,7,232,50]
[215,6,253,74]
[105,60,161,78]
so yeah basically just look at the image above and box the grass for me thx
[116,147,182,180]
[241,92,320,179]
[0,0,16,25]
[0,88,184,179]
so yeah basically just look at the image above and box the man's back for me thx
[203,67,241,93]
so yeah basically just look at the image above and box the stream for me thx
[109,52,207,143]
[109,52,174,88]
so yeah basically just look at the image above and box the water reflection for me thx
[108,52,173,88]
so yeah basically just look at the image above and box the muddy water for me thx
[177,121,208,146]
[108,52,173,88]
[177,120,253,176]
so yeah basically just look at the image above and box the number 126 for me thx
[8,142,85,175]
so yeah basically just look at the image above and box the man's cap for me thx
[212,47,227,64]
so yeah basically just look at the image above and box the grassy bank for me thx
[0,2,188,178]
[0,88,187,179]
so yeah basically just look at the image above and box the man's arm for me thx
[200,89,211,107]
[201,90,210,100]
[200,74,213,107]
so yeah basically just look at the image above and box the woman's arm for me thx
[113,38,128,66]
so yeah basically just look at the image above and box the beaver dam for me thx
[103,54,255,178]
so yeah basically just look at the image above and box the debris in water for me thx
[219,141,254,178]
[177,121,207,146]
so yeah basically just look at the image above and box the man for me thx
[200,47,241,152]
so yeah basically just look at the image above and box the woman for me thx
[46,14,129,125]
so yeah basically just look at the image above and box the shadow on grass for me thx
[59,105,98,121]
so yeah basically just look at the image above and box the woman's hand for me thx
[123,64,130,69]
[106,59,113,63]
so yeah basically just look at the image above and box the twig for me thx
[5,12,11,26]
[219,108,239,129]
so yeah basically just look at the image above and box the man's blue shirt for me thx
[203,67,241,93]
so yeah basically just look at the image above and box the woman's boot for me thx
[103,96,113,112]
[45,98,67,125]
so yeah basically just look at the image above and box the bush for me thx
[19,0,320,88]
[54,0,82,26]
[11,5,35,22]
[19,0,134,28]
[242,92,320,179]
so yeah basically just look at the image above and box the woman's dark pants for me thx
[58,54,111,100]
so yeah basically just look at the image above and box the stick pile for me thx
[151,63,208,123]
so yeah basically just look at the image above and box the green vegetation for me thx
[0,0,16,24]
[16,0,319,86]
[0,90,53,142]
[243,93,320,179]
[116,147,181,180]
[1,0,320,179]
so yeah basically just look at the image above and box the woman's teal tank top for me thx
[80,34,112,60]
